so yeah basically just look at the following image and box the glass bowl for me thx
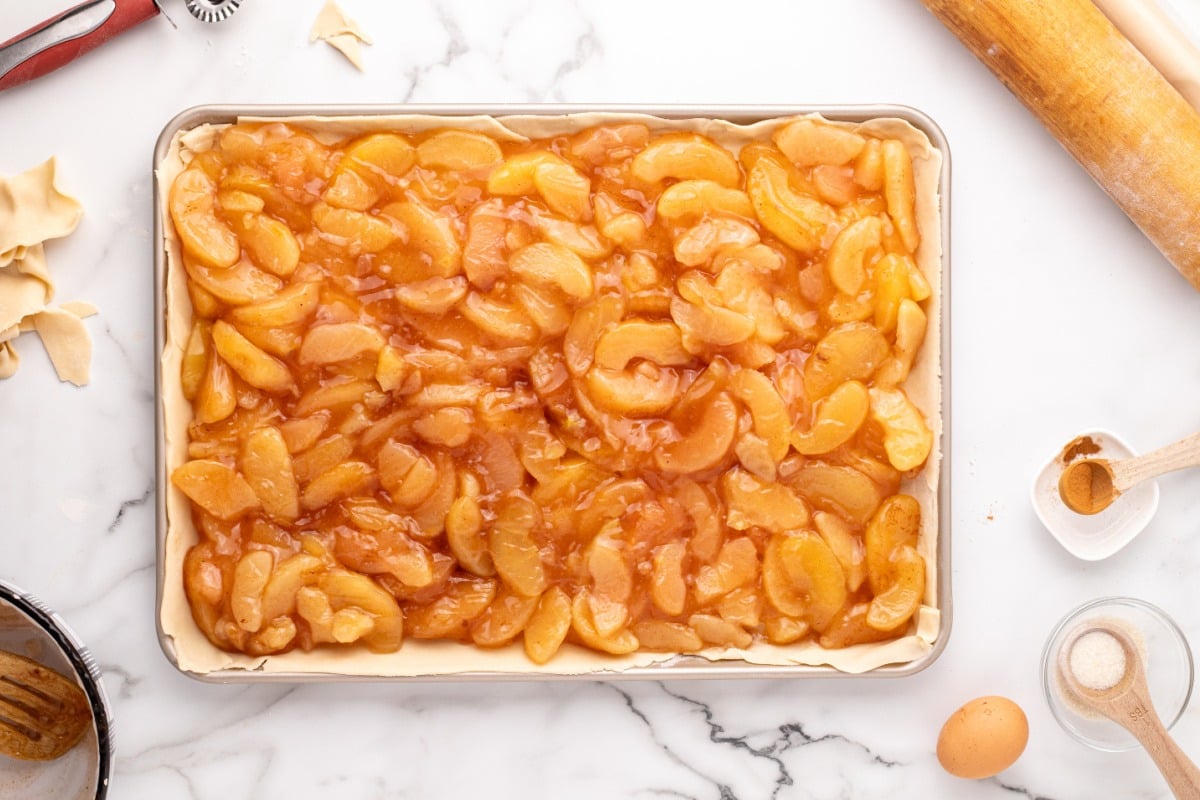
[1042,596,1193,752]
[0,580,112,799]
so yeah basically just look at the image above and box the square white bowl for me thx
[1032,428,1159,561]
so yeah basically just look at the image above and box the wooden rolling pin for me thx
[921,0,1200,291]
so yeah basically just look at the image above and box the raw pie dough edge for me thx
[157,111,944,678]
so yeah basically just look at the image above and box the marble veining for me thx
[4,0,1200,797]
[615,683,906,799]
[105,486,152,536]
[400,4,470,104]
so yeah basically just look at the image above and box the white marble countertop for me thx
[4,0,1200,797]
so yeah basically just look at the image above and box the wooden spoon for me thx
[1058,622,1200,798]
[1059,431,1200,515]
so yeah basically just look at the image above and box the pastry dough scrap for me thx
[0,342,18,378]
[0,264,50,331]
[32,306,92,386]
[18,299,96,333]
[59,300,98,319]
[325,33,366,71]
[310,0,372,72]
[0,158,83,256]
[0,244,26,269]
[310,0,372,43]
[0,160,96,385]
[12,242,54,298]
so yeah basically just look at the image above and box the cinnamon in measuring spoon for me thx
[1059,459,1118,514]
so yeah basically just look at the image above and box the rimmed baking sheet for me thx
[154,104,951,682]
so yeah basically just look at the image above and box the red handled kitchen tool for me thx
[0,0,243,93]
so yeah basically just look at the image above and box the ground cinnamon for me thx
[1059,459,1117,514]
[1062,435,1102,464]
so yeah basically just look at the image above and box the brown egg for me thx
[937,695,1029,779]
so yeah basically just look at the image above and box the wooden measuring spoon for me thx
[1058,622,1200,798]
[1059,431,1200,514]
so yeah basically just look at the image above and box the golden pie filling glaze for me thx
[165,116,937,665]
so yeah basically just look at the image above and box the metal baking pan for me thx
[153,104,951,681]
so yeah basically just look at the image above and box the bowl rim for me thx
[0,579,113,799]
